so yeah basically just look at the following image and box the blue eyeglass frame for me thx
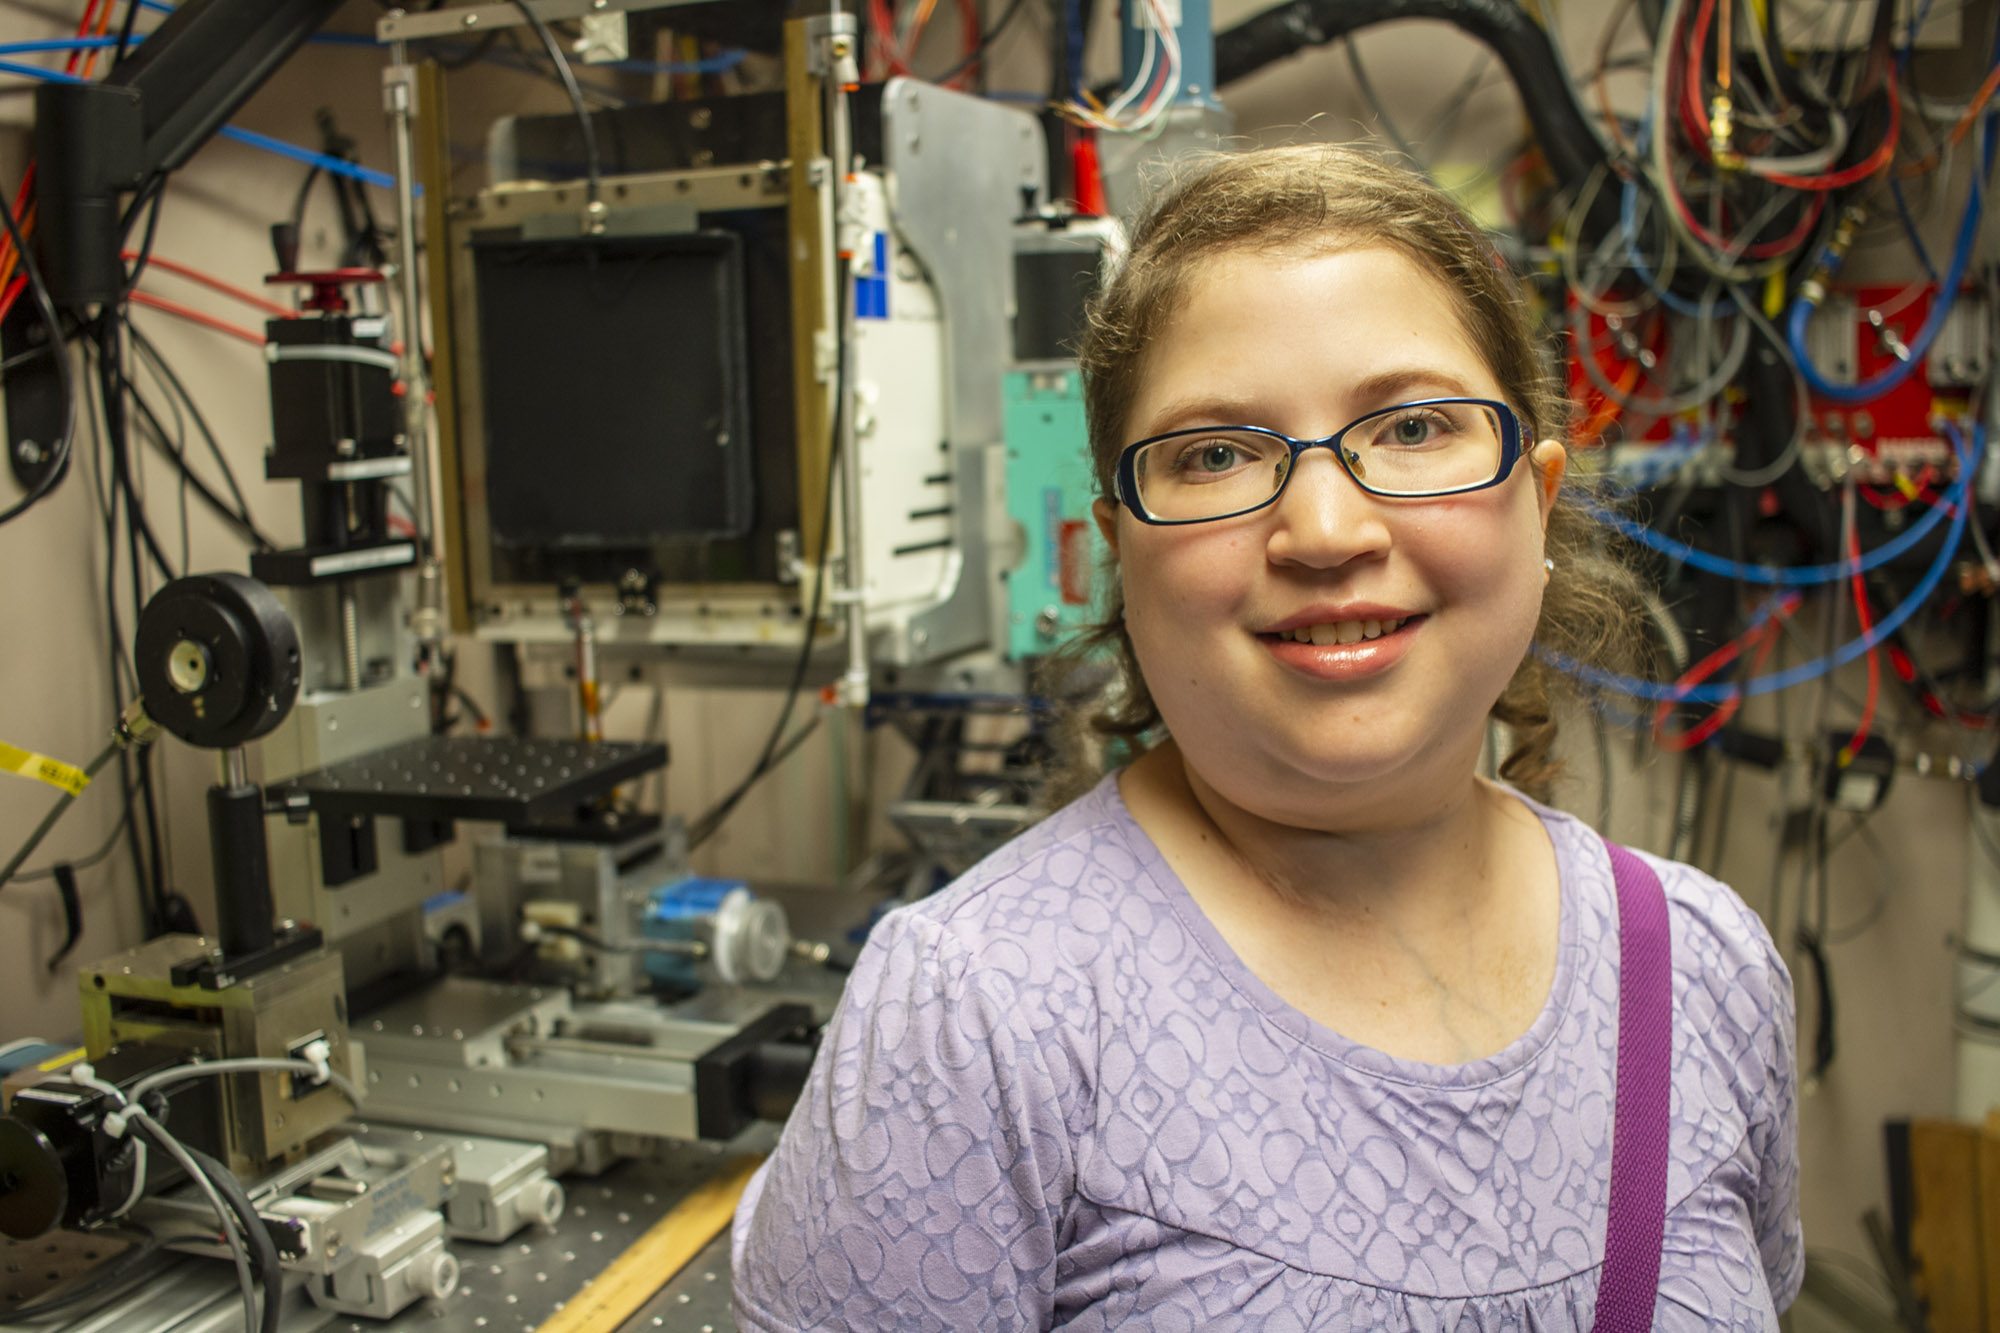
[1112,397,1527,526]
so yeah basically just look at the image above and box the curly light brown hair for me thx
[1046,143,1649,807]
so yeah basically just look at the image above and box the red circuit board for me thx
[1566,283,1978,483]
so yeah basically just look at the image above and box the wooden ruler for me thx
[535,1155,764,1333]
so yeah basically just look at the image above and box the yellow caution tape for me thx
[0,741,90,797]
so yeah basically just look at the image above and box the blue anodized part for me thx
[641,876,747,989]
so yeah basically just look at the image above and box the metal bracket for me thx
[802,12,860,76]
[376,0,711,44]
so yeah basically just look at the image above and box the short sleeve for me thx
[732,907,1075,1333]
[1748,916,1803,1311]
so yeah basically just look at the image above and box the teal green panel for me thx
[1001,368,1103,662]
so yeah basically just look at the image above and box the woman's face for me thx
[1095,244,1563,830]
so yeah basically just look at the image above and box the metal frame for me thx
[375,0,709,44]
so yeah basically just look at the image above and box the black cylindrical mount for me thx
[209,779,275,959]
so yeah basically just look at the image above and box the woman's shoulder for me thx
[1533,798,1788,992]
[886,773,1155,935]
[857,773,1164,988]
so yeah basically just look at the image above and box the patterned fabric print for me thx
[734,776,1802,1331]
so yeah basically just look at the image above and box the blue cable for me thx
[0,37,124,54]
[1887,177,1939,283]
[1783,22,2000,405]
[1581,464,1957,584]
[606,51,750,76]
[1885,0,1940,281]
[215,125,404,192]
[1543,423,1981,704]
[0,58,85,83]
[0,58,406,194]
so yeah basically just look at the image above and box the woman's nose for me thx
[1264,446,1394,568]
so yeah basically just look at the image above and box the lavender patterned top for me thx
[733,776,1802,1330]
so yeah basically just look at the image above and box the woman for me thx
[734,145,1800,1330]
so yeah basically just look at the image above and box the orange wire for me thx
[122,251,293,318]
[1896,59,2000,178]
[0,164,36,296]
[1575,355,1642,447]
[128,291,268,346]
[64,0,101,75]
[79,0,115,80]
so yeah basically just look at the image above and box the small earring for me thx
[1543,557,1555,583]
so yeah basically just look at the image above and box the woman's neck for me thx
[1128,740,1528,933]
[1120,740,1563,1064]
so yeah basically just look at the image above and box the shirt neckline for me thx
[1091,771,1587,1090]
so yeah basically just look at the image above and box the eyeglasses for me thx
[1113,397,1526,526]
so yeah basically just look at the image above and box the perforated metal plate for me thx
[270,737,667,826]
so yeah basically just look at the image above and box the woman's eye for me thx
[1378,412,1452,448]
[1198,444,1240,471]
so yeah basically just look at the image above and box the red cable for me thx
[128,291,267,346]
[64,0,101,75]
[947,0,980,88]
[120,251,292,318]
[79,0,115,80]
[0,274,25,327]
[1837,524,1880,765]
[1653,595,1800,751]
[1681,0,1900,192]
[0,163,35,292]
[1886,643,1995,729]
[867,0,913,76]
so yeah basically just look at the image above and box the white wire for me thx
[130,1110,259,1329]
[1071,0,1181,134]
[1718,289,1810,486]
[125,1056,363,1110]
[65,1066,259,1327]
[66,1068,149,1219]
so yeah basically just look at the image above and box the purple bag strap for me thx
[1590,839,1673,1333]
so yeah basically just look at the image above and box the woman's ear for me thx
[1092,498,1122,557]
[1530,441,1566,528]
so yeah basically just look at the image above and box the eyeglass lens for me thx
[1131,400,1508,521]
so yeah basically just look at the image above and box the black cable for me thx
[116,356,276,550]
[96,321,175,581]
[112,0,144,63]
[687,714,827,848]
[0,739,123,888]
[686,263,851,853]
[127,325,264,539]
[178,1145,281,1333]
[0,169,77,529]
[509,0,601,214]
[88,323,171,934]
[84,341,158,937]
[119,181,166,299]
[7,794,134,883]
[934,0,1037,85]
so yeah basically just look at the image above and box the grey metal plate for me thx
[618,1228,736,1333]
[358,979,567,1054]
[327,1131,772,1333]
[270,738,667,826]
[2,1137,770,1333]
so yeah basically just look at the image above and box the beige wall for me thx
[0,0,1986,1283]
